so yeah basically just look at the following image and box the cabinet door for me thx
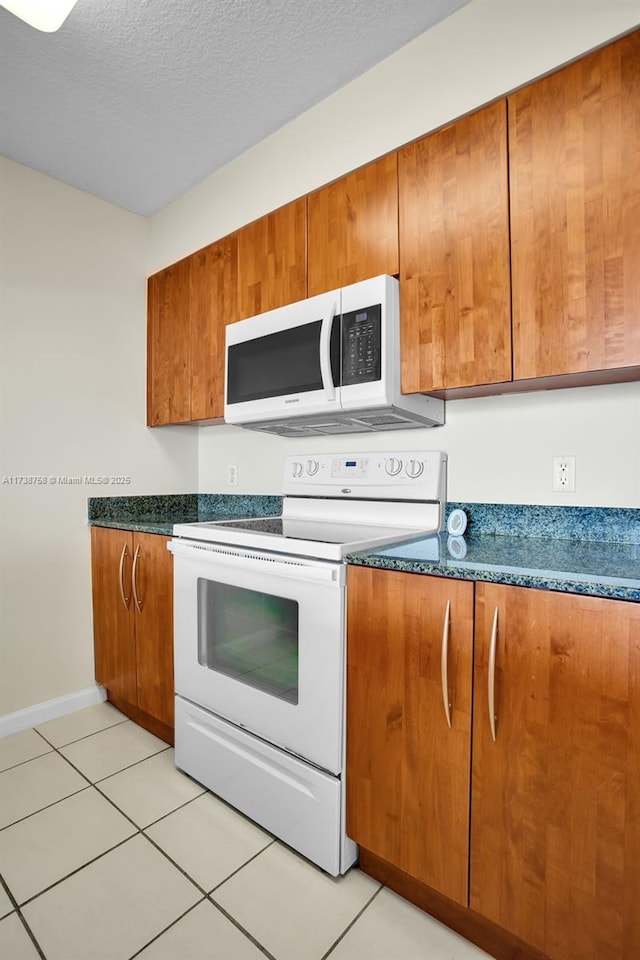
[471,583,640,960]
[147,258,191,426]
[399,101,511,393]
[132,533,174,729]
[90,527,137,708]
[190,235,238,421]
[237,199,306,320]
[308,153,399,296]
[347,567,474,905]
[509,31,640,380]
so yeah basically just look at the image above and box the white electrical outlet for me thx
[552,456,575,492]
[227,464,238,486]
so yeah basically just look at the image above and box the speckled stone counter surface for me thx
[348,504,640,602]
[88,497,639,601]
[87,494,282,535]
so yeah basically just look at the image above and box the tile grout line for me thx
[0,873,46,960]
[91,748,172,783]
[125,897,208,960]
[16,831,140,909]
[0,749,54,776]
[320,883,385,960]
[204,895,279,960]
[16,910,47,960]
[2,714,384,960]
[0,715,165,960]
[104,782,208,832]
[0,784,93,834]
[33,716,130,750]
[0,731,168,834]
[127,826,279,960]
[207,837,278,895]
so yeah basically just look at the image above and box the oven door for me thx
[169,538,346,775]
[224,288,341,424]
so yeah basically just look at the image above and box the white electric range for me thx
[169,449,446,875]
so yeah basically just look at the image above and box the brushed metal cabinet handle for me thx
[488,606,499,741]
[118,543,130,610]
[441,599,452,727]
[132,544,143,613]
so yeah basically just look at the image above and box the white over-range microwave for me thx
[224,274,445,437]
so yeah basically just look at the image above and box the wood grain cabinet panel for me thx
[131,532,174,730]
[91,527,174,742]
[509,30,640,380]
[307,153,399,296]
[147,235,238,426]
[346,566,474,905]
[147,259,191,426]
[190,236,238,421]
[91,527,137,708]
[237,199,306,320]
[398,101,512,393]
[471,583,640,960]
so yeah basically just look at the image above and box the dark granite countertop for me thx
[88,493,282,535]
[347,532,640,601]
[88,496,640,602]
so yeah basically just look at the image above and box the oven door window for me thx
[197,578,299,704]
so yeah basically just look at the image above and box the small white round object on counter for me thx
[447,535,468,559]
[447,508,468,536]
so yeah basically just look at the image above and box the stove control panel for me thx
[331,458,369,479]
[284,450,446,502]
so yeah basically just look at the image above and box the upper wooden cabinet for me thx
[347,566,474,906]
[147,258,191,426]
[509,30,640,381]
[398,100,512,393]
[237,199,307,320]
[189,236,238,421]
[147,234,238,426]
[307,153,399,296]
[471,583,640,960]
[147,32,639,420]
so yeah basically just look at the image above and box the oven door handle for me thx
[168,539,345,586]
[319,303,337,401]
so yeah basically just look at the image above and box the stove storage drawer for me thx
[175,696,356,876]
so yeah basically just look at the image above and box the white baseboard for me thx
[0,685,107,738]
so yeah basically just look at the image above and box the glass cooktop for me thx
[173,514,431,560]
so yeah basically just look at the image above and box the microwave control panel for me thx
[341,304,382,385]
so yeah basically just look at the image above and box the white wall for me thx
[199,384,640,508]
[0,158,198,717]
[148,0,640,510]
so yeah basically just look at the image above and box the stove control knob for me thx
[406,458,424,478]
[385,457,403,477]
[306,459,319,476]
[292,461,304,478]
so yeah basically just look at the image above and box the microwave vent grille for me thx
[352,414,410,426]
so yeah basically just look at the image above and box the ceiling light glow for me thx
[0,0,79,32]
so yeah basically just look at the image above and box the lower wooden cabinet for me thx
[347,566,474,905]
[472,583,640,960]
[346,567,640,960]
[90,527,174,743]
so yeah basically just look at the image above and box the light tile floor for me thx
[0,703,495,960]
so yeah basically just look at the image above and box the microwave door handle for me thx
[320,304,337,400]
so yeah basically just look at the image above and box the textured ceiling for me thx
[0,0,470,215]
